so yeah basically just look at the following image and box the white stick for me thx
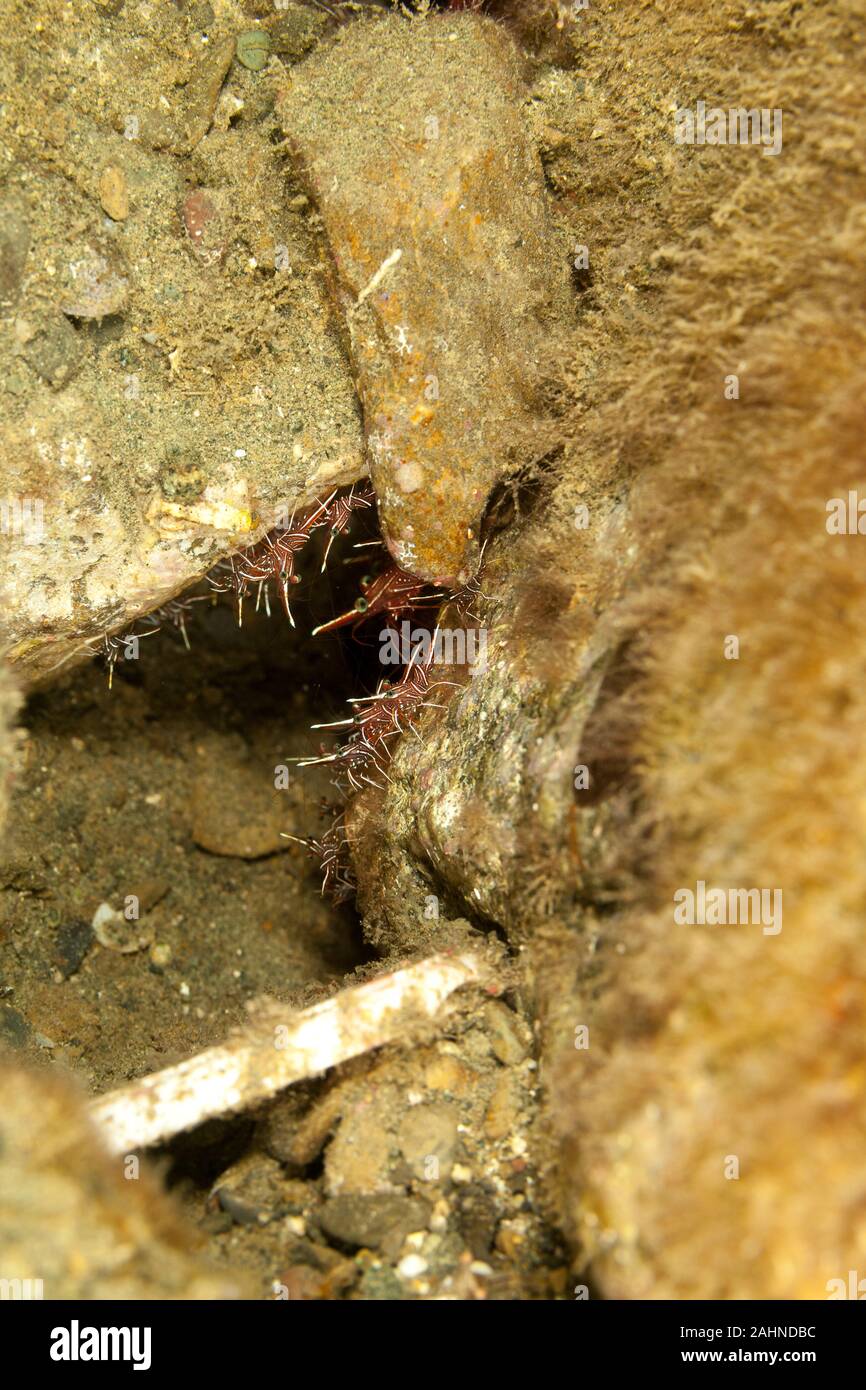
[351,247,402,316]
[89,953,492,1155]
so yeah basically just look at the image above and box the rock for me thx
[98,166,129,221]
[423,1051,478,1097]
[318,1194,431,1255]
[455,1186,500,1259]
[0,1059,251,1297]
[323,1092,394,1196]
[213,1155,310,1227]
[91,901,153,954]
[182,187,229,265]
[60,251,128,319]
[127,36,236,155]
[423,1229,465,1278]
[0,9,366,696]
[172,36,236,153]
[265,1084,344,1168]
[483,1000,532,1065]
[0,855,45,895]
[271,5,328,63]
[277,14,569,586]
[52,919,93,979]
[397,1103,458,1183]
[0,160,364,687]
[397,1252,427,1279]
[484,1073,523,1142]
[16,310,83,387]
[148,942,172,970]
[236,30,271,72]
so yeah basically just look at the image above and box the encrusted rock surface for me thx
[278,14,569,586]
[0,1,365,688]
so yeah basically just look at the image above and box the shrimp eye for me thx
[354,597,369,614]
[280,569,289,580]
[360,574,372,591]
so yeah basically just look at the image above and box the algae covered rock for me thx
[278,14,570,586]
[0,4,365,689]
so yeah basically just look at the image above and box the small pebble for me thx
[92,902,153,954]
[483,1000,531,1065]
[182,188,226,264]
[236,30,270,71]
[99,166,129,221]
[53,918,93,978]
[429,1199,450,1233]
[61,252,128,319]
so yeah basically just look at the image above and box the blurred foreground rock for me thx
[0,1061,251,1299]
[346,0,866,1299]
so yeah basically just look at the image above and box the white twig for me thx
[89,953,492,1155]
[350,247,402,317]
